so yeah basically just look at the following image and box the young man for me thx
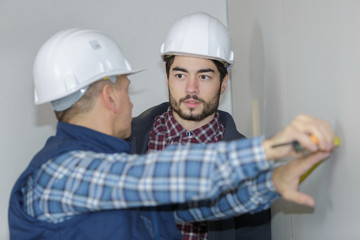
[9,28,335,240]
[131,12,332,240]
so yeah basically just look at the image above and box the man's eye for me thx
[175,74,185,78]
[200,75,210,80]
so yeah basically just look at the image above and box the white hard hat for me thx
[160,12,234,67]
[33,28,143,111]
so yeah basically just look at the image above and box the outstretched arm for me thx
[174,115,336,221]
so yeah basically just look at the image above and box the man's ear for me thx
[102,84,117,113]
[220,73,229,94]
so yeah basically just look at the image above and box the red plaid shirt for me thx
[147,107,225,240]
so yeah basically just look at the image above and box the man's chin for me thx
[181,105,202,113]
[179,113,204,122]
[181,110,202,119]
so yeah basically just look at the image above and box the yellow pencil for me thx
[299,135,340,183]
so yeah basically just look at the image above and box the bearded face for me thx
[167,56,228,126]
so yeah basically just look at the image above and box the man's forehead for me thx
[171,55,217,72]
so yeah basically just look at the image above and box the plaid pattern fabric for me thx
[147,107,225,240]
[23,136,272,224]
[23,118,277,228]
[178,222,208,240]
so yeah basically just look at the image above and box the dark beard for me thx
[169,92,220,122]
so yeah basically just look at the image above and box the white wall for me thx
[0,1,230,239]
[229,0,360,239]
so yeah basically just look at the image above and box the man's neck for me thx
[68,109,114,137]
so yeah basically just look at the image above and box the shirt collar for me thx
[57,121,131,153]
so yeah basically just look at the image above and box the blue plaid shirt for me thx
[23,136,278,224]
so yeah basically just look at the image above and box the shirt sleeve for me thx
[27,136,275,223]
[174,170,279,222]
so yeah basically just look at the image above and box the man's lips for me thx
[183,99,201,108]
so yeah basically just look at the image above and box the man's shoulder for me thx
[217,109,236,127]
[132,102,169,135]
[134,102,169,120]
[218,109,232,119]
[218,110,246,140]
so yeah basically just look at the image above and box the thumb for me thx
[282,190,315,207]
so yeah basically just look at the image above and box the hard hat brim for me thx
[34,68,145,105]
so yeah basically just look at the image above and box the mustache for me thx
[179,95,205,104]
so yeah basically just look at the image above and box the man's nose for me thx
[185,77,199,95]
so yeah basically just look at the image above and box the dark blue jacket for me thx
[131,102,271,240]
[8,121,182,240]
